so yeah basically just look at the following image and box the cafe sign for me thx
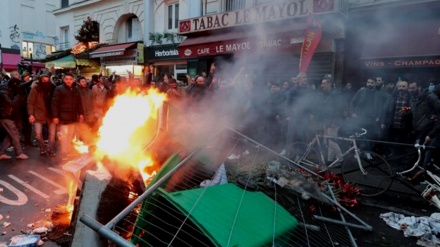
[179,34,298,58]
[178,0,335,34]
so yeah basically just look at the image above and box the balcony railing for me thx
[58,42,70,51]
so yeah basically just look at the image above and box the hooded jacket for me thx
[27,76,56,123]
[0,78,24,119]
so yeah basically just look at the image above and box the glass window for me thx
[127,17,133,39]
[167,3,179,30]
[22,42,29,58]
[126,16,140,42]
[28,43,34,58]
[225,0,245,11]
[60,26,69,50]
[61,0,69,8]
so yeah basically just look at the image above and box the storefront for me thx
[344,0,440,88]
[145,44,188,84]
[178,0,347,86]
[1,48,21,72]
[45,54,99,78]
[89,42,145,84]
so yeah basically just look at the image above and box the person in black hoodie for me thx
[0,77,29,160]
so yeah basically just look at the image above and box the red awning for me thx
[2,53,21,71]
[360,18,440,59]
[32,62,46,69]
[89,42,137,58]
[178,29,304,58]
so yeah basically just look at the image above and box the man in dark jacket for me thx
[349,78,388,149]
[0,77,29,160]
[27,73,57,156]
[381,80,412,148]
[51,73,84,160]
[412,85,440,179]
[408,86,440,143]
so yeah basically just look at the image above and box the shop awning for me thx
[32,62,46,69]
[2,53,21,71]
[178,29,303,58]
[45,55,76,68]
[76,58,99,67]
[89,42,136,58]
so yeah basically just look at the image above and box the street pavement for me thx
[0,145,67,246]
[0,145,439,246]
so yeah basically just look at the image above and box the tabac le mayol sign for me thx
[178,0,335,34]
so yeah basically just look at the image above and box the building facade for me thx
[345,0,440,88]
[176,0,349,86]
[0,0,57,71]
[52,0,146,78]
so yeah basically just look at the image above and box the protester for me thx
[27,73,57,156]
[51,73,84,160]
[0,77,29,160]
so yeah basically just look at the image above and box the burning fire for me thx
[66,88,166,209]
[94,88,166,182]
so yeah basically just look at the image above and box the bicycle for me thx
[395,143,440,209]
[288,128,393,197]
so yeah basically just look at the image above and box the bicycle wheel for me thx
[341,150,393,197]
[290,142,324,171]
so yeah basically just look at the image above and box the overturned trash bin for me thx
[157,183,298,247]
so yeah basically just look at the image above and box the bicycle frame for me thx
[395,144,440,210]
[395,144,424,177]
[302,134,368,176]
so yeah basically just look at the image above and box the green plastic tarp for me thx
[159,183,298,247]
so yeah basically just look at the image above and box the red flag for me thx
[299,14,322,73]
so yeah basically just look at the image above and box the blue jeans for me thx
[34,122,56,152]
[58,124,76,157]
[0,119,24,155]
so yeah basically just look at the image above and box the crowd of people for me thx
[1,63,440,179]
[0,68,132,161]
[147,64,440,179]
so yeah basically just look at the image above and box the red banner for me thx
[298,14,322,73]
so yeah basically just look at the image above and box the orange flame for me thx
[94,88,166,184]
[72,137,89,154]
[64,88,165,215]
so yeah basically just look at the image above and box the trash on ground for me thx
[380,212,440,245]
[32,227,49,235]
[8,234,40,247]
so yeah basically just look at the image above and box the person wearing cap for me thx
[0,77,29,160]
[27,73,57,156]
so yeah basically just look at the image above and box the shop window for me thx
[225,0,245,12]
[167,3,179,30]
[22,41,34,59]
[46,45,55,56]
[127,16,141,42]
